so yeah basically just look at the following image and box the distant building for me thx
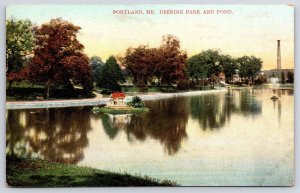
[261,69,293,82]
[261,40,293,82]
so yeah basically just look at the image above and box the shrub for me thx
[127,96,145,108]
[254,75,267,85]
[177,79,190,90]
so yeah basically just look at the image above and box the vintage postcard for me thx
[6,4,294,187]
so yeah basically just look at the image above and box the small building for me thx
[107,92,131,109]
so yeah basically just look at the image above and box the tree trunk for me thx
[45,81,50,99]
[157,77,161,86]
[8,81,13,93]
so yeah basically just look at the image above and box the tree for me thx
[186,53,208,87]
[122,45,157,91]
[122,35,186,90]
[187,50,222,88]
[97,56,125,91]
[6,19,35,91]
[90,56,104,81]
[220,55,237,83]
[156,35,187,86]
[25,18,93,98]
[237,56,262,84]
[281,72,286,84]
[286,71,294,83]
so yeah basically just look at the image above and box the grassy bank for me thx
[94,85,213,96]
[6,156,176,187]
[92,107,149,115]
[6,82,95,101]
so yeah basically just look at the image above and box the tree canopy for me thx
[186,50,223,88]
[122,35,186,91]
[157,35,187,86]
[237,56,262,82]
[6,19,35,89]
[25,18,93,98]
[286,71,294,83]
[97,56,125,92]
[90,56,104,81]
[122,45,158,91]
[220,55,237,83]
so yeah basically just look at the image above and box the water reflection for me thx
[100,114,132,140]
[99,97,189,155]
[190,94,228,130]
[7,89,265,159]
[6,89,291,162]
[189,89,262,131]
[238,89,262,116]
[6,107,92,164]
[6,88,294,185]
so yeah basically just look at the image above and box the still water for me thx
[6,88,294,186]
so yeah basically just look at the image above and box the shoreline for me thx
[6,88,227,110]
[6,155,176,187]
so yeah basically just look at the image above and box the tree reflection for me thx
[6,107,92,164]
[101,97,189,155]
[190,89,262,130]
[190,94,227,130]
[238,89,262,116]
[100,114,131,140]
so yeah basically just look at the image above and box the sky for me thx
[6,4,294,70]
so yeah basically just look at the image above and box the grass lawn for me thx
[6,156,176,187]
[6,82,95,101]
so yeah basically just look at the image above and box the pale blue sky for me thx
[7,4,294,69]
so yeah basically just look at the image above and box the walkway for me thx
[6,88,227,110]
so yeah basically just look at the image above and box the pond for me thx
[6,88,294,186]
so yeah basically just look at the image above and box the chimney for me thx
[277,40,281,70]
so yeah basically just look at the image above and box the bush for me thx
[254,75,267,85]
[286,71,294,83]
[127,96,145,108]
[177,79,190,90]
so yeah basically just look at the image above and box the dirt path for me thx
[6,91,108,109]
[6,88,227,110]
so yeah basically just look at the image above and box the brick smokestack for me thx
[277,40,281,70]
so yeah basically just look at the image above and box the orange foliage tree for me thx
[156,35,187,86]
[25,18,93,98]
[122,35,187,91]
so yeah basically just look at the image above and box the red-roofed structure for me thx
[107,92,131,109]
[111,92,126,99]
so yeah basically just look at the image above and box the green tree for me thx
[187,50,222,88]
[6,19,35,91]
[90,56,104,81]
[286,71,294,83]
[186,53,208,87]
[97,56,125,91]
[237,56,262,84]
[281,72,286,84]
[220,55,237,83]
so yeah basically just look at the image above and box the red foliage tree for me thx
[122,45,159,91]
[25,18,93,98]
[122,35,187,90]
[156,35,187,86]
